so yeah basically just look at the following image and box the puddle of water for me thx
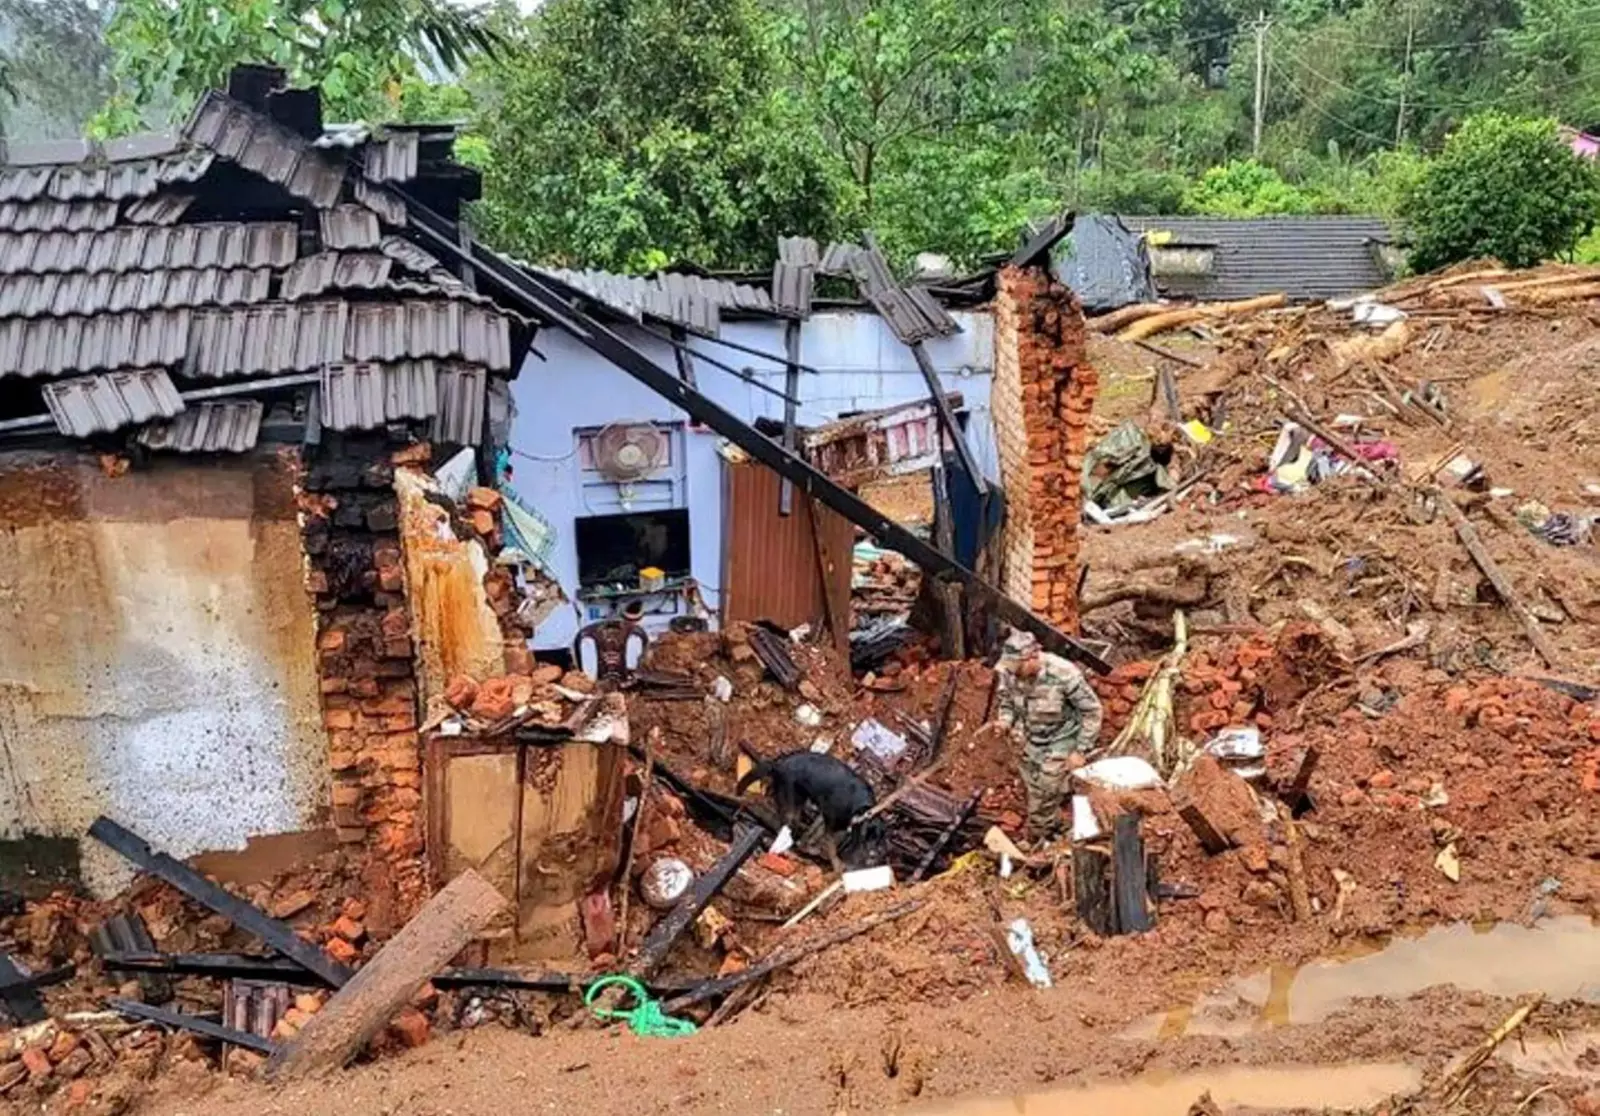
[1125,916,1600,1040]
[919,1062,1421,1116]
[1499,1028,1600,1084]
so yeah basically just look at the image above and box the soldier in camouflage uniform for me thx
[991,629,1104,840]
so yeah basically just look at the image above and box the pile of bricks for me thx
[1179,632,1277,737]
[299,438,428,929]
[991,264,1098,633]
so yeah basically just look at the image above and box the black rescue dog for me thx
[736,752,875,870]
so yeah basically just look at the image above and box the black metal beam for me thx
[107,999,278,1055]
[911,342,987,498]
[88,817,353,989]
[100,951,326,985]
[0,955,47,1023]
[779,319,801,515]
[399,198,1110,672]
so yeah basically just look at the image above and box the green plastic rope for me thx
[584,975,698,1038]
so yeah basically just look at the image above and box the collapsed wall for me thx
[298,439,429,933]
[991,265,1099,634]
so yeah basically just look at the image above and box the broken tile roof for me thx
[0,88,510,448]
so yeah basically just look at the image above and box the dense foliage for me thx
[5,0,1600,271]
[1403,113,1600,270]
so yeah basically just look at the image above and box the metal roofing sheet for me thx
[0,267,271,317]
[183,90,343,208]
[320,205,380,250]
[0,310,191,378]
[433,362,487,446]
[138,399,263,453]
[123,193,196,226]
[355,179,407,226]
[0,200,118,232]
[777,236,820,267]
[319,360,439,430]
[42,369,184,435]
[184,300,348,378]
[1116,215,1396,301]
[362,131,419,182]
[771,261,814,318]
[0,222,296,275]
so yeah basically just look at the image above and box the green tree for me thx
[0,0,114,141]
[1181,158,1316,214]
[95,0,497,132]
[1403,112,1600,269]
[470,0,849,271]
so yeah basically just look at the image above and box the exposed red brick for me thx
[388,1008,430,1048]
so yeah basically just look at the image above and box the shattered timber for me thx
[0,66,1595,1116]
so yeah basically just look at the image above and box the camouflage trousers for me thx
[1019,731,1081,837]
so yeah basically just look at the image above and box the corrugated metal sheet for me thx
[123,193,196,226]
[344,300,511,370]
[1117,215,1396,301]
[41,369,184,435]
[0,223,297,275]
[183,90,343,209]
[818,242,860,276]
[0,310,191,378]
[721,460,854,631]
[0,200,118,232]
[777,236,820,267]
[138,399,263,453]
[320,205,380,250]
[319,360,439,430]
[0,267,272,317]
[362,131,419,182]
[281,252,394,300]
[355,179,407,226]
[433,363,487,446]
[185,301,348,378]
[771,261,814,318]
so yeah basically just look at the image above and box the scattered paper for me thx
[769,826,794,856]
[842,865,894,893]
[851,718,908,761]
[1434,844,1461,883]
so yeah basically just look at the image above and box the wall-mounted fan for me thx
[592,422,670,484]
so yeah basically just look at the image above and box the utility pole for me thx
[1252,11,1270,157]
[1395,4,1415,147]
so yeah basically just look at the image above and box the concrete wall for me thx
[0,450,328,895]
[508,310,998,651]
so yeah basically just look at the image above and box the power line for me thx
[1267,57,1408,148]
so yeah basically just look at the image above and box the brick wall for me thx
[298,438,427,932]
[992,265,1098,634]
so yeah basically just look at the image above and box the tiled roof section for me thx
[771,262,814,318]
[123,193,196,226]
[183,90,344,208]
[281,252,394,300]
[42,369,184,435]
[0,223,297,275]
[0,267,272,317]
[0,310,191,378]
[777,236,820,267]
[905,285,958,336]
[101,134,183,163]
[818,242,860,276]
[355,179,407,226]
[320,205,380,250]
[379,235,446,277]
[1116,215,1396,301]
[849,243,897,297]
[362,131,419,182]
[345,300,512,370]
[138,399,263,453]
[6,139,93,167]
[0,149,213,204]
[532,266,774,335]
[185,300,349,378]
[0,201,119,232]
[320,360,438,430]
[433,363,487,446]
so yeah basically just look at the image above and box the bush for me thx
[1403,113,1600,271]
[1180,159,1315,216]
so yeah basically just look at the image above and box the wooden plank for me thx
[629,825,764,978]
[267,870,508,1080]
[88,817,352,989]
[1179,804,1231,855]
[1112,815,1154,934]
[1280,747,1320,818]
[1072,845,1116,936]
[108,998,277,1055]
[1434,490,1562,668]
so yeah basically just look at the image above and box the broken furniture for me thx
[573,617,649,687]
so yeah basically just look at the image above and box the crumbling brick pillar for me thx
[992,265,1098,634]
[298,439,428,932]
